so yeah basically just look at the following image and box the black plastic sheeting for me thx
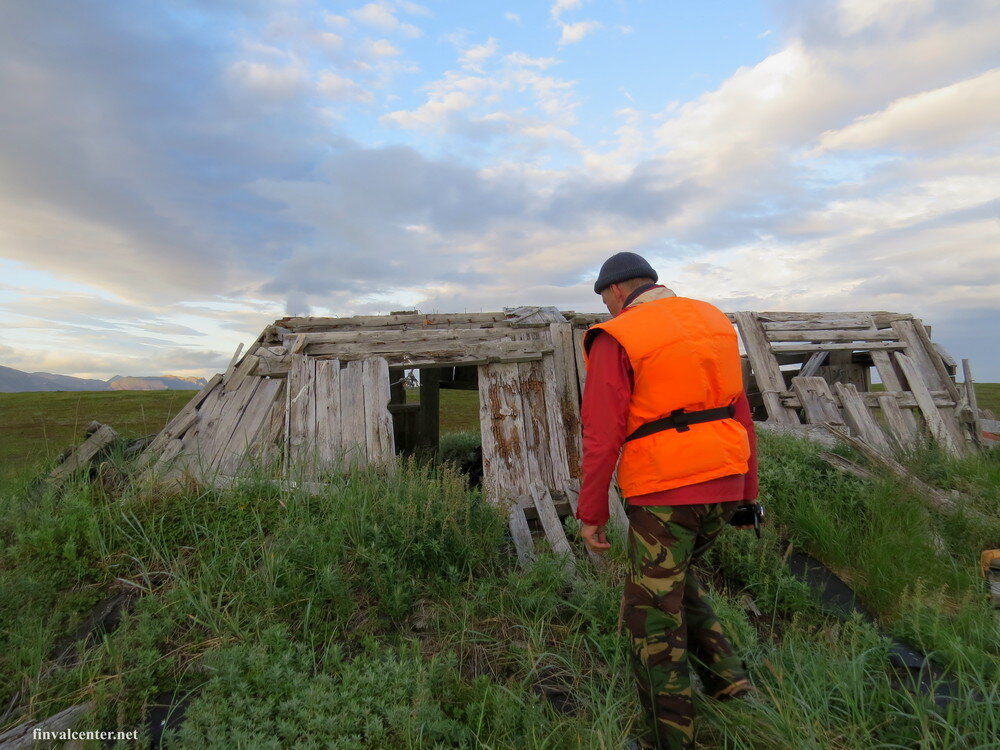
[786,552,963,708]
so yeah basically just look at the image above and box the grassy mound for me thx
[0,433,998,748]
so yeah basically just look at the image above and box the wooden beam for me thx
[895,353,964,458]
[734,311,799,425]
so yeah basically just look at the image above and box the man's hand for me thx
[580,523,612,554]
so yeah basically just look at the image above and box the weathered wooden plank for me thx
[877,394,919,451]
[286,356,317,477]
[257,379,287,469]
[216,377,284,476]
[304,338,549,358]
[797,351,828,378]
[895,352,964,457]
[478,362,536,505]
[734,311,799,425]
[549,322,585,479]
[834,382,894,454]
[771,341,905,352]
[508,499,536,567]
[49,423,119,481]
[140,373,224,463]
[573,328,587,399]
[315,360,342,472]
[201,376,264,476]
[791,377,844,426]
[223,342,244,381]
[780,389,956,410]
[607,477,631,533]
[539,353,573,490]
[910,320,962,402]
[506,305,568,327]
[257,349,548,373]
[757,312,874,325]
[298,328,520,346]
[362,357,395,469]
[0,702,94,748]
[766,329,899,342]
[962,359,985,447]
[762,318,876,331]
[340,360,367,470]
[891,320,945,389]
[518,359,556,490]
[531,485,576,574]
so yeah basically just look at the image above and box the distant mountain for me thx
[108,375,207,391]
[0,366,208,393]
[0,365,109,392]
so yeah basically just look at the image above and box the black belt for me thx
[624,405,735,442]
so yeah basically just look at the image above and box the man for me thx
[576,251,759,750]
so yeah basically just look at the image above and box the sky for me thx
[0,0,998,381]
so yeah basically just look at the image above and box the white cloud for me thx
[558,20,602,46]
[349,2,422,38]
[504,11,521,23]
[317,71,375,102]
[459,38,499,71]
[323,13,351,30]
[618,25,634,35]
[227,60,309,100]
[838,0,934,35]
[551,0,582,20]
[504,52,559,70]
[816,68,1000,153]
[363,38,403,58]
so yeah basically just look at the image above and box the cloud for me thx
[558,20,602,45]
[816,68,1000,152]
[349,2,422,38]
[551,0,583,20]
[504,11,521,24]
[317,71,375,102]
[459,38,499,71]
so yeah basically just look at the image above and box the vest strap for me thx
[624,405,735,442]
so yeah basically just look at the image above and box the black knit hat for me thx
[593,251,658,293]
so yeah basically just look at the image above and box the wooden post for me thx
[416,367,441,453]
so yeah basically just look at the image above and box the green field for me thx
[0,423,997,746]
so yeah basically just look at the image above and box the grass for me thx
[0,386,998,747]
[0,391,191,480]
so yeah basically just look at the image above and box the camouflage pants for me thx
[624,502,745,750]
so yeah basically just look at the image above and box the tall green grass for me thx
[0,430,997,747]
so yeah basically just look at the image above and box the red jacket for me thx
[576,329,758,527]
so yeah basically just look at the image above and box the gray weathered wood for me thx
[315,360,342,472]
[895,353,964,458]
[362,357,395,469]
[820,452,875,481]
[530,484,576,574]
[478,362,536,505]
[780,389,954,410]
[762,317,876,331]
[771,341,905,352]
[791,377,844,426]
[286,356,317,476]
[0,702,94,749]
[223,342,244,381]
[798,351,828,378]
[49,423,119,481]
[877,394,919,451]
[757,312,873,323]
[540,353,573,491]
[298,328,516,346]
[766,329,899,342]
[573,328,588,399]
[508,499,536,567]
[215,378,283,476]
[518,359,556,490]
[834,382,894,454]
[734,311,799,425]
[549,323,585,480]
[416,366,440,452]
[340,360,367,470]
[962,359,984,447]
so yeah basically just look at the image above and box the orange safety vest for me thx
[583,296,750,497]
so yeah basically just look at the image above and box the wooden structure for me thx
[735,311,981,457]
[139,306,984,565]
